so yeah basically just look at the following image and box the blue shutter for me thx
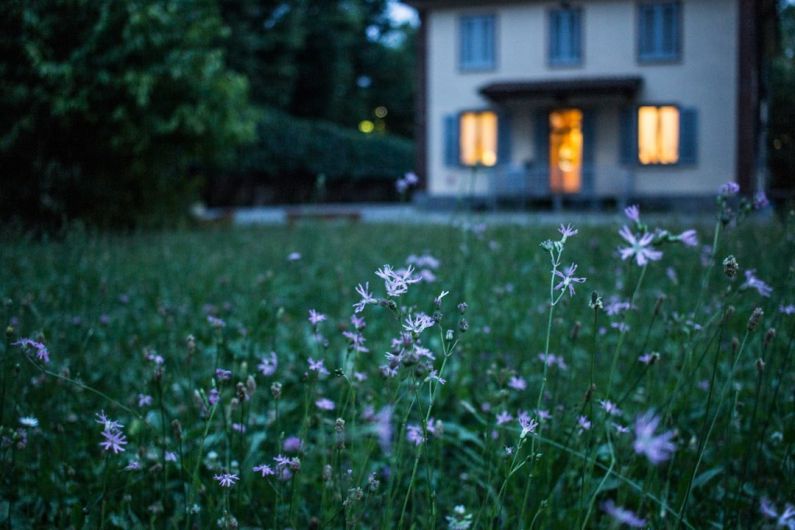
[444,114,459,167]
[482,16,495,68]
[534,109,549,168]
[679,107,698,164]
[498,110,512,165]
[572,10,582,62]
[549,12,560,62]
[619,107,636,165]
[460,18,471,67]
[582,109,596,194]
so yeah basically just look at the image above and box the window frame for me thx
[636,1,682,64]
[457,108,500,168]
[458,14,498,72]
[635,102,682,167]
[547,7,584,68]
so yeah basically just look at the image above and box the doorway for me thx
[549,109,583,193]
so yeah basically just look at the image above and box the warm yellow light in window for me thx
[359,120,375,134]
[459,111,498,167]
[638,106,679,165]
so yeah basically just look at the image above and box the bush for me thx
[206,109,414,205]
[0,0,255,228]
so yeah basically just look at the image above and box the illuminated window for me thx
[459,111,498,167]
[637,105,679,165]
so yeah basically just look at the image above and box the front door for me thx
[549,108,583,193]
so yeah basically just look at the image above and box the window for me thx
[638,2,681,62]
[637,105,679,164]
[459,111,497,166]
[549,8,582,66]
[460,15,496,71]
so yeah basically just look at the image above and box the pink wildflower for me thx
[618,226,663,266]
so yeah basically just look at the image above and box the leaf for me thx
[693,466,723,490]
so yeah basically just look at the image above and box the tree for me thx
[0,0,254,227]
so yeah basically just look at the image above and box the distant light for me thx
[357,75,372,89]
[375,106,388,118]
[359,120,375,134]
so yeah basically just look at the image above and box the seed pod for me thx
[756,358,766,374]
[458,318,469,332]
[748,307,764,331]
[764,328,776,348]
[335,418,346,449]
[722,255,739,279]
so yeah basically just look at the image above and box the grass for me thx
[1,206,793,529]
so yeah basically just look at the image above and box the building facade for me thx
[408,0,773,204]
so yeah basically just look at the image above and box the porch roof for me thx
[479,76,643,102]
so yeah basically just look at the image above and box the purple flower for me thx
[599,400,621,416]
[308,309,327,326]
[100,429,128,454]
[407,253,440,269]
[404,172,419,186]
[780,304,795,315]
[434,290,450,306]
[396,178,408,193]
[426,370,446,385]
[287,252,301,262]
[315,398,335,411]
[165,451,178,462]
[638,353,658,365]
[215,368,232,381]
[403,312,435,334]
[601,500,646,528]
[343,330,368,353]
[760,498,795,527]
[406,424,425,446]
[719,181,740,196]
[624,204,640,223]
[353,282,377,313]
[554,263,587,297]
[538,353,568,370]
[578,415,592,431]
[253,464,275,477]
[375,264,421,297]
[677,229,699,247]
[558,224,578,238]
[257,352,278,376]
[351,314,366,329]
[208,388,220,406]
[307,357,329,376]
[633,411,676,464]
[232,422,246,433]
[741,269,773,297]
[214,472,239,488]
[137,394,153,408]
[125,460,141,471]
[753,191,770,209]
[519,415,538,438]
[618,226,663,267]
[95,411,124,433]
[496,411,513,425]
[375,406,393,454]
[508,376,526,391]
[536,409,552,421]
[207,315,226,329]
[283,436,303,453]
[14,338,50,364]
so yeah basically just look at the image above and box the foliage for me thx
[218,0,416,138]
[1,203,793,528]
[769,3,795,195]
[0,0,255,228]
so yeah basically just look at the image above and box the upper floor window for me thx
[549,8,582,66]
[638,105,679,164]
[459,110,497,166]
[459,15,496,71]
[638,2,681,62]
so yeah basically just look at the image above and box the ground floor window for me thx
[638,105,679,165]
[459,110,497,166]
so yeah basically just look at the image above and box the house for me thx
[406,0,776,206]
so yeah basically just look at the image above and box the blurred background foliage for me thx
[0,0,416,228]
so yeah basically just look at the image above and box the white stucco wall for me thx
[425,0,739,198]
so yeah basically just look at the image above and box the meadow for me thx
[1,195,793,529]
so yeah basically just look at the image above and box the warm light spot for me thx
[358,120,375,134]
[374,106,388,118]
[638,106,679,165]
[459,111,498,167]
[549,109,582,193]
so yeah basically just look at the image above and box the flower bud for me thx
[756,358,765,374]
[764,328,776,348]
[171,419,182,441]
[722,255,739,279]
[457,302,468,315]
[748,307,764,331]
[458,318,469,333]
[270,382,282,399]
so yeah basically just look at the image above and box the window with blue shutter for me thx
[638,2,681,62]
[635,104,697,166]
[459,15,496,71]
[443,115,459,167]
[549,8,582,66]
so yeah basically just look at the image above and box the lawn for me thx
[1,202,793,528]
